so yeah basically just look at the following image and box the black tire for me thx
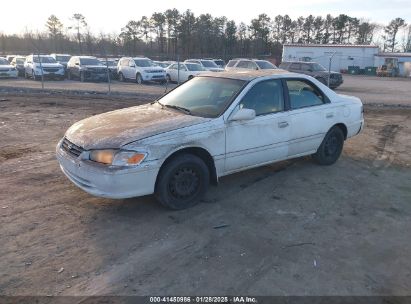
[24,70,29,79]
[155,154,209,210]
[67,70,72,80]
[188,75,194,80]
[166,74,171,83]
[119,72,126,82]
[32,70,38,81]
[313,126,344,166]
[80,72,85,82]
[136,73,143,84]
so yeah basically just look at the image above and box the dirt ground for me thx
[0,91,411,296]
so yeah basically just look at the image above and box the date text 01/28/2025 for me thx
[149,296,257,303]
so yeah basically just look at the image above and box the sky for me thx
[1,0,410,35]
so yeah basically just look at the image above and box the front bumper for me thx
[84,71,108,81]
[143,73,166,82]
[56,140,160,199]
[35,69,65,78]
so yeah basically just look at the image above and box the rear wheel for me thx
[313,126,344,165]
[155,154,209,210]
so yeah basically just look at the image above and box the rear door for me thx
[285,78,334,157]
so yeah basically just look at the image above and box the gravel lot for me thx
[1,75,411,296]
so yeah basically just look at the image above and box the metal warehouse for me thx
[282,44,379,72]
[374,52,411,77]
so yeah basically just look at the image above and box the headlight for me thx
[89,150,146,166]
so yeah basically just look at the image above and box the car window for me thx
[301,63,312,71]
[290,63,301,70]
[227,60,237,67]
[286,79,325,109]
[159,77,245,118]
[239,79,284,116]
[255,60,277,69]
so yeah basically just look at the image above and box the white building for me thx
[282,44,379,72]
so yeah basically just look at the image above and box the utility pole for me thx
[328,52,336,88]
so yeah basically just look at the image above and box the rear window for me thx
[227,60,237,67]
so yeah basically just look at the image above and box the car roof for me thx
[282,61,314,64]
[199,69,295,81]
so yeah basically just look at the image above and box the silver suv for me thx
[225,58,278,71]
[117,57,166,84]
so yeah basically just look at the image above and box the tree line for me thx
[0,10,410,61]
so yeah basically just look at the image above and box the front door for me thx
[225,79,290,173]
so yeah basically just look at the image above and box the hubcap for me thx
[324,134,338,156]
[169,167,199,199]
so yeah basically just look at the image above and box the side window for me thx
[236,61,249,68]
[179,64,186,70]
[227,60,237,67]
[286,79,326,109]
[301,63,312,71]
[290,63,301,70]
[239,80,284,116]
[248,61,258,70]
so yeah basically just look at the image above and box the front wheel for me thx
[313,126,344,165]
[155,154,209,210]
[136,73,143,84]
[119,72,126,82]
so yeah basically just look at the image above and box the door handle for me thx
[326,112,334,118]
[278,121,289,128]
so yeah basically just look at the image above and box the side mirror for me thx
[75,62,79,66]
[129,64,136,68]
[229,108,256,121]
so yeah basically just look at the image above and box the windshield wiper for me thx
[164,104,192,115]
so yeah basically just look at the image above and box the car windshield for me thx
[16,58,25,64]
[101,61,116,66]
[33,56,57,63]
[311,63,327,71]
[0,58,9,65]
[186,63,206,71]
[201,60,219,68]
[158,77,245,118]
[80,58,102,65]
[134,59,155,67]
[255,60,277,69]
[56,55,71,62]
[214,60,225,66]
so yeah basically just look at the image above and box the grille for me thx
[331,74,342,80]
[88,68,106,73]
[148,70,164,73]
[61,138,84,158]
[44,68,59,72]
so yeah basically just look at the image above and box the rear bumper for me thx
[56,140,160,199]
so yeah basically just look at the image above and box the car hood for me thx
[65,103,210,150]
[35,63,63,68]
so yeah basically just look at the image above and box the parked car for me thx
[24,55,65,80]
[117,57,166,84]
[50,54,71,71]
[10,56,26,77]
[0,57,18,78]
[56,70,364,210]
[225,58,278,71]
[165,62,208,82]
[67,56,108,82]
[279,61,343,89]
[99,59,118,79]
[204,58,226,68]
[184,59,224,72]
[6,55,17,63]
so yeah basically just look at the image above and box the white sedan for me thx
[0,57,18,78]
[165,62,208,83]
[56,70,364,210]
